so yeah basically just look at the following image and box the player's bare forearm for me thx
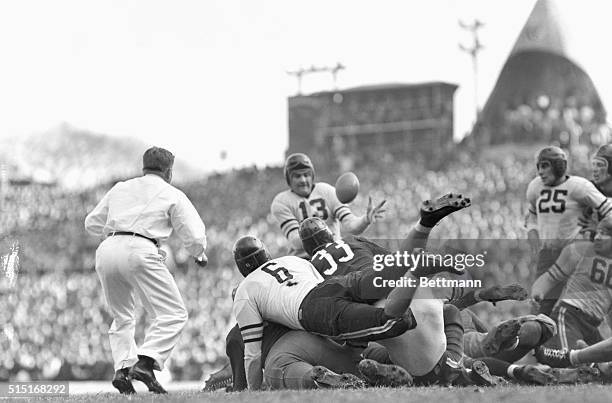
[343,214,370,235]
[531,271,557,302]
[527,229,540,255]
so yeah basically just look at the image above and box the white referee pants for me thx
[95,235,188,371]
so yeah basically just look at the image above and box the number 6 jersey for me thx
[233,256,324,338]
[526,176,612,249]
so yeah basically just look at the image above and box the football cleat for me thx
[477,284,528,304]
[203,362,233,392]
[535,346,571,368]
[419,193,471,228]
[515,364,556,385]
[449,359,496,387]
[550,366,601,384]
[358,359,413,387]
[467,360,497,387]
[311,366,365,389]
[481,318,522,356]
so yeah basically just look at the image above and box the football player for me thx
[299,194,497,386]
[232,237,424,389]
[271,153,386,257]
[525,146,612,315]
[532,216,612,367]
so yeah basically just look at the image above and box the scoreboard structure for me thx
[287,82,458,164]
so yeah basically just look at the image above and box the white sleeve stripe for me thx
[597,203,612,217]
[548,264,569,281]
[283,224,299,236]
[241,329,263,338]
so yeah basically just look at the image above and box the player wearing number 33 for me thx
[525,146,612,315]
[231,236,418,390]
[271,153,386,258]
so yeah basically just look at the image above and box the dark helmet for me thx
[284,153,315,185]
[536,146,567,178]
[299,217,334,257]
[598,215,612,235]
[594,144,612,175]
[232,236,271,277]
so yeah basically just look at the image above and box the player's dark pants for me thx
[536,247,564,316]
[299,277,416,344]
[264,330,362,390]
[541,302,603,357]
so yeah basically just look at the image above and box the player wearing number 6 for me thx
[525,146,612,315]
[231,236,419,390]
[531,216,612,367]
[271,153,386,258]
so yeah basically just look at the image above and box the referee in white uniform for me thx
[85,146,208,394]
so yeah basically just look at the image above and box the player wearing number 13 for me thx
[525,146,612,315]
[271,153,386,257]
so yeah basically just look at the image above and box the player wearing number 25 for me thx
[271,153,386,258]
[525,146,612,315]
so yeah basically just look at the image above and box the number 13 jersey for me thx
[233,256,324,332]
[526,176,611,248]
[271,182,351,248]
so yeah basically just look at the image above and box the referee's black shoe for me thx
[129,355,168,394]
[112,368,136,395]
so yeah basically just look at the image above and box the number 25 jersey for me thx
[233,256,324,332]
[526,176,611,248]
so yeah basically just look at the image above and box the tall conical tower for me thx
[478,0,605,144]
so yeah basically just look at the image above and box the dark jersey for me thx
[310,235,390,278]
[226,321,291,391]
[310,235,399,303]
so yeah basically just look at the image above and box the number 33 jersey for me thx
[526,176,611,248]
[548,241,612,321]
[233,256,324,333]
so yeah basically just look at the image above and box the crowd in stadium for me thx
[2,138,602,382]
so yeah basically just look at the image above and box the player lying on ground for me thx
[231,193,470,390]
[231,234,456,389]
[532,217,612,367]
[299,194,499,386]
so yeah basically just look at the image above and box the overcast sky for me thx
[0,0,609,171]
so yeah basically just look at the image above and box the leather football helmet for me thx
[299,217,334,257]
[536,146,567,178]
[233,236,271,277]
[595,144,612,175]
[284,153,315,185]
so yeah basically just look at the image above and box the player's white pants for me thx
[375,287,446,376]
[95,235,188,371]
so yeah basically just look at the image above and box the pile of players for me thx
[204,146,612,391]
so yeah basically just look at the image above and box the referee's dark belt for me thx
[108,231,159,247]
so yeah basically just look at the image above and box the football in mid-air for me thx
[335,172,360,203]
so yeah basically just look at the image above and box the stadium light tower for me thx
[459,19,484,124]
[287,63,346,94]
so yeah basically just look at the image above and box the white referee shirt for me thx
[84,174,207,257]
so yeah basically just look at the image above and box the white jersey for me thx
[271,182,353,254]
[233,255,324,389]
[526,175,611,249]
[233,255,324,336]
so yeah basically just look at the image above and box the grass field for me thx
[15,383,612,403]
